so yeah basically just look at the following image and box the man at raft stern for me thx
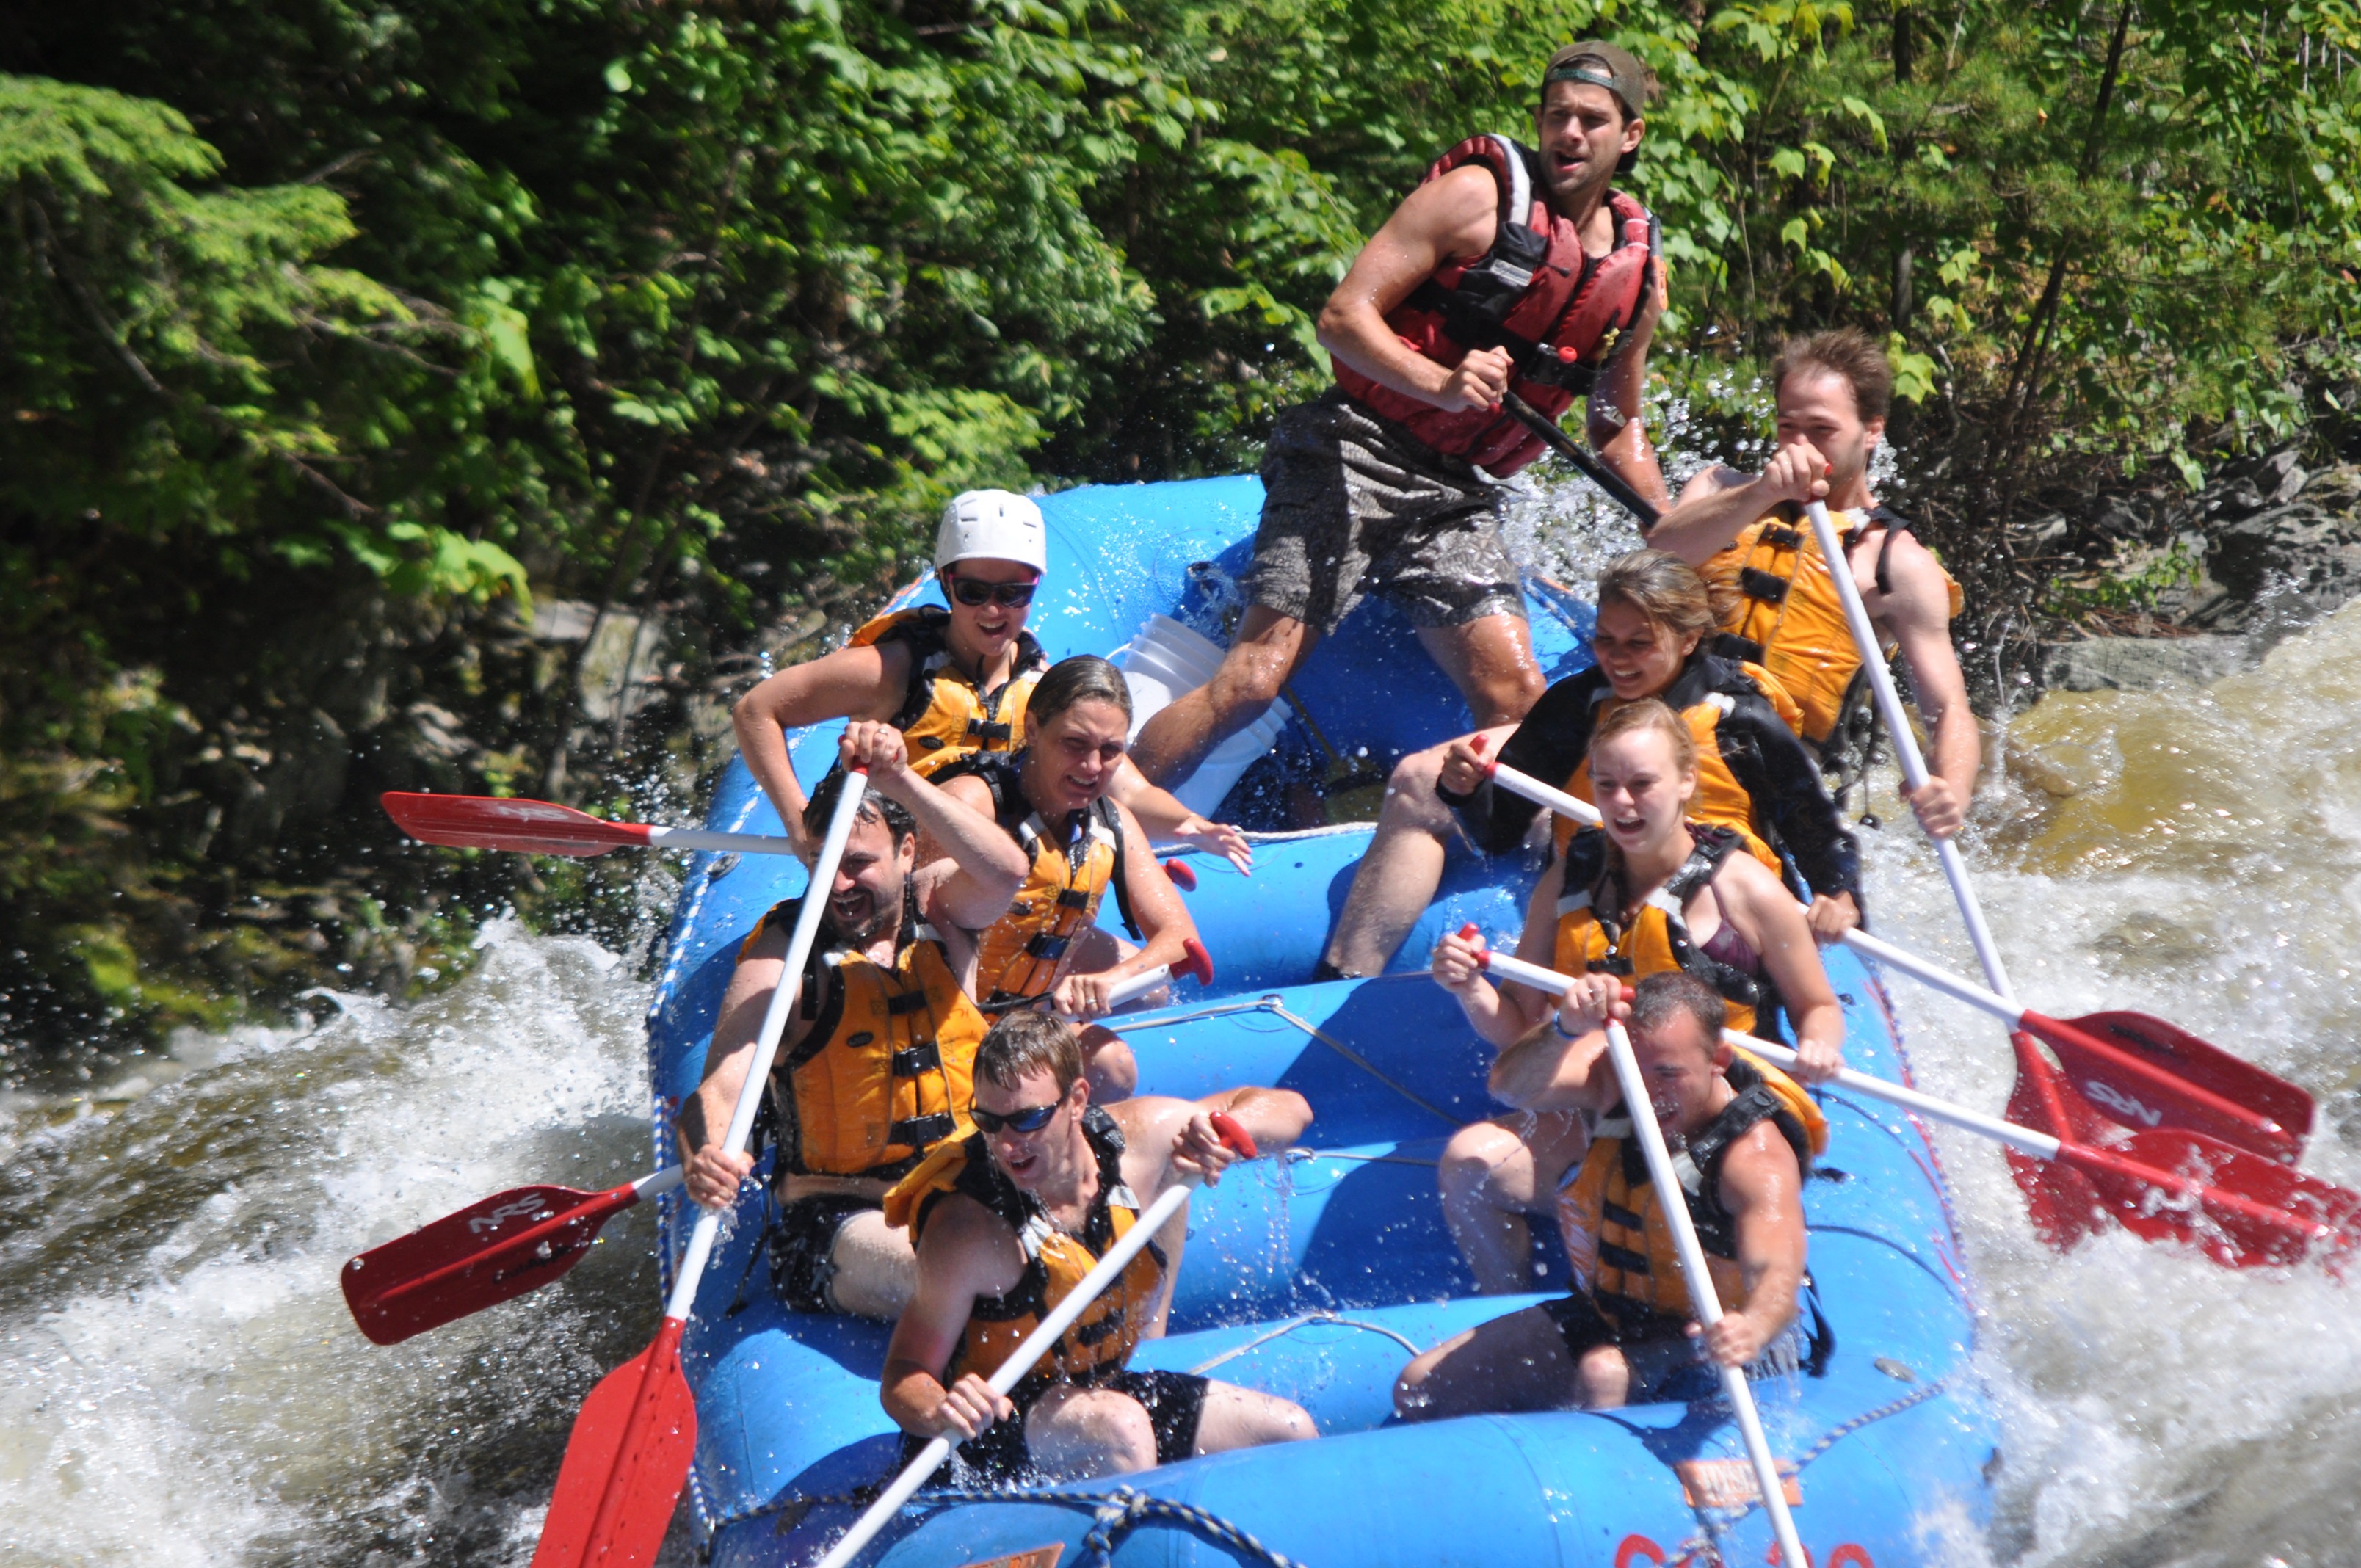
[730,487,1250,872]
[881,1012,1318,1481]
[1126,43,1671,797]
[678,722,1029,1322]
[1394,973,1819,1420]
[1645,328,1976,874]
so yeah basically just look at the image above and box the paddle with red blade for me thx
[530,766,872,1568]
[1462,736,2315,1163]
[344,1167,685,1346]
[1465,935,2361,1270]
[382,791,801,860]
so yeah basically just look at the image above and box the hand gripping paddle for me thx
[810,1113,1261,1568]
[529,768,873,1568]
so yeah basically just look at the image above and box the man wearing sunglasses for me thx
[734,490,1252,873]
[882,1012,1317,1481]
[678,721,1030,1321]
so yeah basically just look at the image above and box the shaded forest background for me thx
[4,0,2359,1056]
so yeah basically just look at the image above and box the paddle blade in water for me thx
[2005,1032,2113,1252]
[381,792,651,857]
[343,1180,639,1345]
[2025,1009,2310,1163]
[2064,1130,2361,1271]
[532,1318,697,1568]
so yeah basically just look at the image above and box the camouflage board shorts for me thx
[1251,388,1526,637]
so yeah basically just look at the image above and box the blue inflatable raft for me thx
[639,478,2000,1567]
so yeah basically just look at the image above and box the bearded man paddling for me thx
[1129,43,1672,797]
[678,722,1029,1321]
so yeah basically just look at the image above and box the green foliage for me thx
[5,0,2360,1045]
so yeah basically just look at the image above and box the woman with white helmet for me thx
[733,490,1251,871]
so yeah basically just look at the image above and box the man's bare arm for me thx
[1487,1016,1614,1113]
[850,723,1028,929]
[1874,535,1979,838]
[881,1205,1015,1439]
[1697,1126,1807,1366]
[1584,266,1671,509]
[1645,440,1832,562]
[1316,165,1509,413]
[678,922,809,1208]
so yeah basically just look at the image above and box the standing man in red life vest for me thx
[1645,330,1976,904]
[1128,43,1672,797]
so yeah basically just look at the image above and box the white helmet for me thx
[935,489,1047,576]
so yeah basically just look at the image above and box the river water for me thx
[5,567,2360,1567]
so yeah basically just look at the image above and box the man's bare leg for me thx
[1322,726,1516,977]
[823,1211,918,1319]
[1130,607,1318,787]
[1414,612,1548,729]
[1392,1303,1583,1421]
[1191,1380,1317,1455]
[1437,1112,1586,1295]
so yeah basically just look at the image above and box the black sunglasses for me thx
[945,572,1038,609]
[971,1101,1061,1136]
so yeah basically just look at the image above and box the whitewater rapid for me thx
[4,615,2359,1566]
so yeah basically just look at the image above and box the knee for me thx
[1574,1346,1631,1409]
[1081,1031,1138,1102]
[1391,1349,1446,1421]
[1378,744,1454,830]
[1207,647,1289,714]
[1470,665,1548,728]
[1437,1127,1511,1207]
[1263,1397,1317,1444]
[1087,1397,1160,1474]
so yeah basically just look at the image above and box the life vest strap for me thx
[1023,931,1073,960]
[891,1041,942,1077]
[965,718,1014,743]
[1738,566,1791,604]
[1760,524,1803,549]
[1054,888,1095,911]
[1599,1239,1652,1276]
[885,989,932,1017]
[891,1111,957,1147]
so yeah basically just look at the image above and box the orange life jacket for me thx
[1556,1053,1826,1327]
[848,606,1048,777]
[957,754,1132,1009]
[885,1106,1164,1395]
[1703,507,1963,751]
[1330,135,1655,476]
[1552,824,1766,1034]
[745,897,984,1179]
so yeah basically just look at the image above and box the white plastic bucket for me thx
[1110,615,1288,818]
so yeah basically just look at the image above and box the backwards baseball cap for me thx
[1543,41,1653,120]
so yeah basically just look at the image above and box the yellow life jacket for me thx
[957,754,1129,1009]
[745,896,984,1179]
[848,606,1048,778]
[885,1106,1164,1394]
[1551,824,1766,1034]
[1702,506,1963,749]
[1556,1053,1827,1327]
[1556,658,1805,875]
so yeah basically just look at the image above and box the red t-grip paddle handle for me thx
[1207,1111,1257,1161]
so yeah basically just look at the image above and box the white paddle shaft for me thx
[662,771,871,1323]
[815,1172,1208,1568]
[1800,500,2015,1003]
[1053,961,1180,1020]
[1603,1020,1810,1568]
[1469,755,2032,1033]
[645,824,806,855]
[1472,944,2064,1171]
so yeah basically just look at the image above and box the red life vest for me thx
[1330,134,1655,476]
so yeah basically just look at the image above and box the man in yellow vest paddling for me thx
[880,1012,1316,1479]
[1395,972,1823,1418]
[678,722,1029,1321]
[1646,328,1975,882]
